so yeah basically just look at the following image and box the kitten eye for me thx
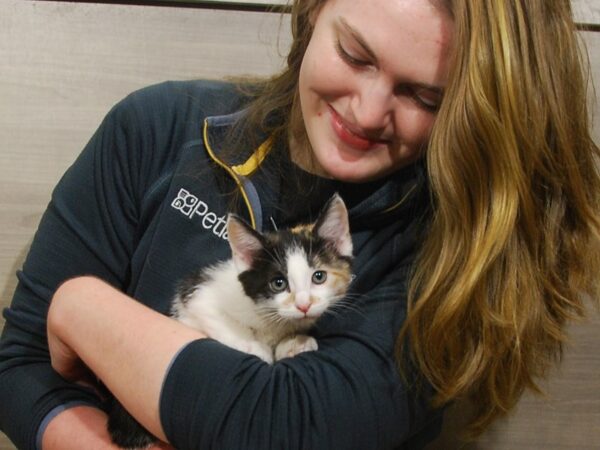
[269,276,288,292]
[312,271,327,284]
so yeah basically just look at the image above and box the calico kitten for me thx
[108,194,354,449]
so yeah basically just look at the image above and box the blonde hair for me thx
[401,0,600,435]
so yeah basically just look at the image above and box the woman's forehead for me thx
[319,0,454,87]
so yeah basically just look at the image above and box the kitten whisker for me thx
[327,297,366,317]
[256,307,292,329]
[337,292,366,303]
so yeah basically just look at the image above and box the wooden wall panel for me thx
[0,1,598,449]
[572,0,600,26]
[148,0,600,26]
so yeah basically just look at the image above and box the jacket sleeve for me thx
[0,91,150,449]
[160,266,443,450]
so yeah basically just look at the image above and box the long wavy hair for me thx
[402,0,600,435]
[236,0,600,436]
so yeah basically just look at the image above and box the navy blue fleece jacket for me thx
[0,80,441,449]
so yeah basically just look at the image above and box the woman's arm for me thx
[47,276,206,443]
[48,270,442,450]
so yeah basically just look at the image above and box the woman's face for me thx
[295,0,454,182]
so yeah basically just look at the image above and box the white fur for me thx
[275,335,318,361]
[171,260,276,363]
[280,247,337,320]
[171,246,348,363]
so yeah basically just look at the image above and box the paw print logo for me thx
[171,188,198,216]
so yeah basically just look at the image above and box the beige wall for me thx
[1,1,598,449]
[161,0,600,23]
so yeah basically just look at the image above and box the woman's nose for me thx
[351,78,393,132]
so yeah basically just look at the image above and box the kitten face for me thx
[228,194,353,327]
[238,231,352,325]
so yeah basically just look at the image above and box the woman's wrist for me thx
[41,404,174,450]
[41,404,117,450]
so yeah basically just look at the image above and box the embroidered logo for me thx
[171,188,228,240]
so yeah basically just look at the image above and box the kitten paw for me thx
[275,335,318,360]
[246,341,274,364]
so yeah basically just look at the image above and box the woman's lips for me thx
[328,105,387,151]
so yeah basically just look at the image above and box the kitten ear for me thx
[227,214,264,272]
[313,193,353,257]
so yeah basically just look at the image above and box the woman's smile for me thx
[328,104,389,151]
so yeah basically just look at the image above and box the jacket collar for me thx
[202,111,275,230]
[203,110,274,174]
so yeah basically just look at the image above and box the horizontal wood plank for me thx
[35,0,600,26]
[572,0,600,27]
[137,0,600,27]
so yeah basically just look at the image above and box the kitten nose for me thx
[296,303,311,314]
[295,292,311,314]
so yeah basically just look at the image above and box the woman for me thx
[1,0,598,449]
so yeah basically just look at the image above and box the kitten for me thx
[108,194,353,449]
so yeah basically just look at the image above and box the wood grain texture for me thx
[147,0,600,26]
[0,1,598,449]
[572,0,600,27]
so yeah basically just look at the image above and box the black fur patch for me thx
[107,397,157,449]
[175,266,213,305]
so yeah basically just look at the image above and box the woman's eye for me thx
[414,92,441,112]
[335,40,369,67]
[395,85,441,113]
[269,277,288,292]
[312,271,327,284]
